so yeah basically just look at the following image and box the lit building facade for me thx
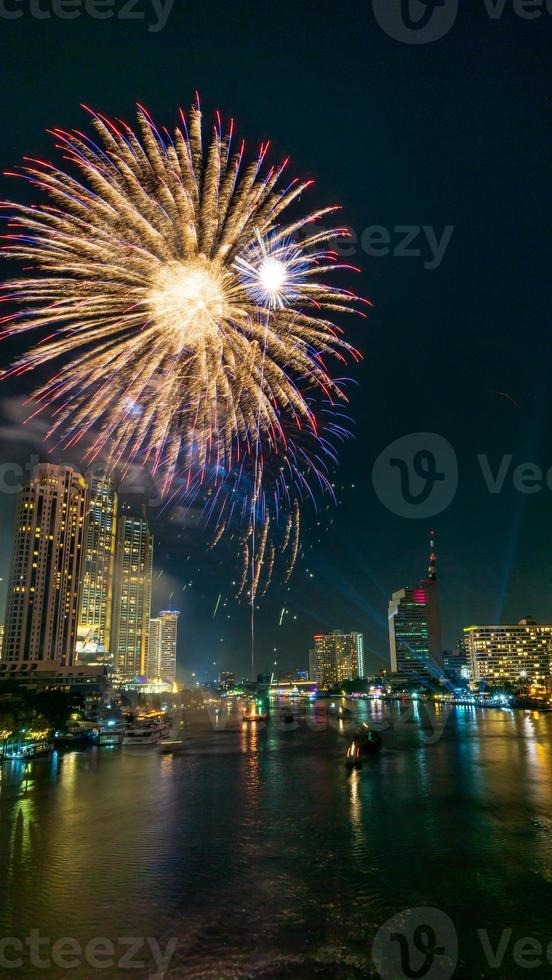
[111,506,153,679]
[464,618,552,691]
[147,616,162,678]
[2,463,87,664]
[309,631,364,687]
[147,610,179,683]
[443,641,471,684]
[158,610,179,684]
[218,671,236,691]
[76,470,117,663]
[388,531,443,682]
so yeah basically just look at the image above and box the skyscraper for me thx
[159,609,179,684]
[147,610,179,683]
[2,463,87,664]
[111,505,153,679]
[309,631,364,687]
[147,616,162,679]
[388,531,444,683]
[76,470,118,662]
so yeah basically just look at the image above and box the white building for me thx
[464,618,552,692]
[148,610,179,684]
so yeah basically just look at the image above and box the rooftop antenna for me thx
[428,529,437,581]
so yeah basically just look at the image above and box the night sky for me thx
[0,0,551,679]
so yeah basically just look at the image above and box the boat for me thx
[4,740,54,761]
[345,725,382,768]
[242,702,268,722]
[98,721,125,746]
[345,739,363,769]
[356,723,383,754]
[123,725,162,747]
[54,726,98,748]
[159,739,186,754]
[329,703,353,718]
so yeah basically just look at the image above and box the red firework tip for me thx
[23,153,56,171]
[135,102,153,121]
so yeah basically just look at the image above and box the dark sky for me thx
[0,0,551,679]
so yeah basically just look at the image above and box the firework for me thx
[1,100,366,591]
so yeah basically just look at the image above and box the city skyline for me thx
[3,458,552,680]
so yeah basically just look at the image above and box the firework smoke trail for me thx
[284,502,301,583]
[212,593,222,619]
[0,100,367,588]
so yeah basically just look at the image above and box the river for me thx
[1,700,551,979]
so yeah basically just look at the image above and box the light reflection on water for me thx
[1,703,552,978]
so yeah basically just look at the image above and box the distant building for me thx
[147,610,179,684]
[309,631,365,687]
[0,660,110,698]
[2,464,87,665]
[219,671,236,691]
[158,610,179,684]
[111,505,153,679]
[269,677,317,697]
[464,617,552,691]
[147,616,162,678]
[443,642,471,684]
[388,531,443,684]
[76,470,118,664]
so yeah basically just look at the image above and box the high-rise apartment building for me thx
[309,631,364,687]
[147,609,179,683]
[159,609,179,684]
[464,617,552,691]
[147,616,162,679]
[388,531,443,682]
[111,505,153,679]
[76,470,117,662]
[218,671,236,691]
[2,463,87,664]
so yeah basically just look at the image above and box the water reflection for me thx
[0,707,551,978]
